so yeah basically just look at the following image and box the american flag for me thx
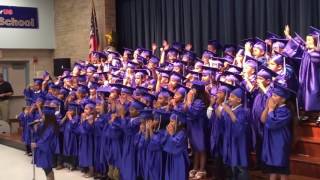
[89,0,99,61]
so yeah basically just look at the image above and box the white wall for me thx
[0,0,55,49]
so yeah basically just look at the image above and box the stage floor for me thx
[0,144,87,180]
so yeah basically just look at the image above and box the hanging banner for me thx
[0,5,39,29]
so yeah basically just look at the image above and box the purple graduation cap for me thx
[88,81,101,90]
[170,71,186,83]
[156,68,172,78]
[218,80,237,94]
[33,78,43,85]
[159,87,174,98]
[120,84,135,95]
[172,42,184,52]
[42,106,56,115]
[140,109,154,120]
[170,109,187,125]
[266,31,281,39]
[253,37,267,52]
[223,70,243,84]
[149,55,160,65]
[175,84,190,98]
[272,82,296,100]
[202,50,216,59]
[141,48,152,58]
[208,40,222,50]
[182,50,196,61]
[223,44,237,56]
[270,38,289,50]
[191,80,206,91]
[123,48,134,55]
[257,65,278,80]
[308,26,320,48]
[166,48,179,56]
[77,84,89,94]
[68,103,81,114]
[134,69,150,78]
[130,98,146,111]
[127,60,139,69]
[84,99,96,109]
[231,87,245,99]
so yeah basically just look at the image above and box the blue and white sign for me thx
[0,5,39,29]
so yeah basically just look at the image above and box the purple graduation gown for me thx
[34,124,57,169]
[210,104,224,158]
[18,112,33,145]
[54,113,63,155]
[145,130,166,180]
[251,88,272,149]
[284,40,320,111]
[120,116,141,180]
[163,130,189,180]
[93,114,108,174]
[135,132,149,179]
[63,116,79,157]
[78,120,94,167]
[186,99,209,152]
[222,105,250,167]
[102,116,123,168]
[298,51,320,111]
[262,105,291,167]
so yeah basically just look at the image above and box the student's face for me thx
[129,107,139,117]
[253,47,264,57]
[243,64,255,75]
[173,66,181,73]
[168,54,177,61]
[157,95,168,106]
[216,91,226,101]
[84,107,92,115]
[174,92,183,102]
[235,54,244,62]
[228,93,241,107]
[139,122,146,133]
[135,76,142,84]
[268,60,282,72]
[89,89,96,96]
[201,74,210,82]
[257,76,270,87]
[68,110,75,116]
[109,91,119,100]
[96,103,104,113]
[194,65,202,72]
[306,36,316,49]
[161,77,169,84]
[207,45,216,53]
[202,55,210,63]
[271,93,285,104]
[168,120,177,131]
[169,79,178,87]
[34,84,41,91]
[121,92,128,100]
[76,92,85,99]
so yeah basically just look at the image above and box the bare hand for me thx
[222,103,232,113]
[31,142,37,149]
[267,98,277,111]
[152,43,157,51]
[166,124,175,135]
[284,25,290,38]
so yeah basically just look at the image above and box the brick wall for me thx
[54,0,116,62]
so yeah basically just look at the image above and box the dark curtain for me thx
[116,0,320,55]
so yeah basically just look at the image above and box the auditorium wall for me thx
[0,0,116,120]
[54,0,116,62]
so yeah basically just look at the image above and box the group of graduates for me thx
[18,25,320,180]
